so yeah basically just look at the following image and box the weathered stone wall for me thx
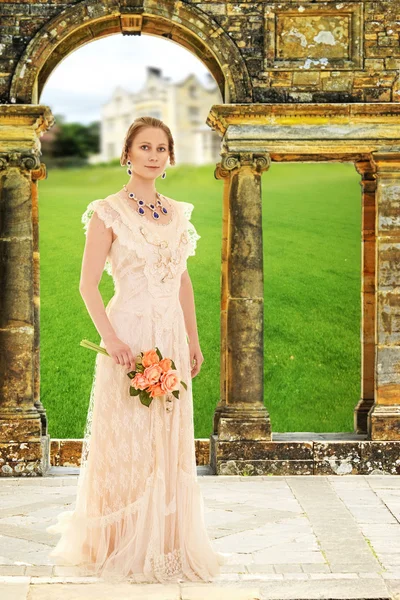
[0,1,399,104]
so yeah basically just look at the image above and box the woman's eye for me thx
[140,145,165,151]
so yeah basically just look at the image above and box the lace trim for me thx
[150,547,183,580]
[81,197,150,275]
[181,201,201,258]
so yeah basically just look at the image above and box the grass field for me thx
[39,161,361,439]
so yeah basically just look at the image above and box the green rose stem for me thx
[80,339,110,356]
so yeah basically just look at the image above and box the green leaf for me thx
[181,380,187,390]
[129,386,141,396]
[139,390,152,407]
[155,346,163,361]
[172,390,179,399]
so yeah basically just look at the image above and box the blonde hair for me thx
[120,116,175,167]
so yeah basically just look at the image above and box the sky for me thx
[39,34,217,125]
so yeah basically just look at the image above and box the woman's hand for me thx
[189,341,204,378]
[104,336,136,370]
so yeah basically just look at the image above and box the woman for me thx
[46,116,227,583]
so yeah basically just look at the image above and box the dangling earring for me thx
[126,159,132,176]
[161,171,166,179]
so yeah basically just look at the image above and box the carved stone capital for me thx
[32,163,47,181]
[214,163,230,181]
[220,152,271,175]
[0,151,41,172]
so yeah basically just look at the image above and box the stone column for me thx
[353,159,377,434]
[0,105,54,476]
[368,152,400,440]
[210,151,272,475]
[214,161,230,428]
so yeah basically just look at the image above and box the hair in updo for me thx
[120,116,175,167]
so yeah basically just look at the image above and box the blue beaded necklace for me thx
[122,183,170,222]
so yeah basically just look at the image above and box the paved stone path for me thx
[0,468,399,599]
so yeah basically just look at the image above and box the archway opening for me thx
[262,161,362,433]
[37,31,224,452]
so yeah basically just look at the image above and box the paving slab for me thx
[0,469,400,598]
[0,581,30,600]
[28,582,182,599]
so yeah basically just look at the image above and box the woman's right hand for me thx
[104,336,136,370]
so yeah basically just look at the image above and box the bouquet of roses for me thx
[80,340,187,409]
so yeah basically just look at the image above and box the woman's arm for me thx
[79,212,135,369]
[179,268,204,377]
[79,211,117,343]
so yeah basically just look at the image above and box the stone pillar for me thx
[210,151,272,475]
[368,152,400,440]
[214,161,230,428]
[0,105,54,476]
[353,159,377,434]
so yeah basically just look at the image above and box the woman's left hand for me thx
[189,342,204,378]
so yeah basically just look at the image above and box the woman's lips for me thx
[146,166,158,169]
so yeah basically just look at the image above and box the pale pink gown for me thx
[46,190,226,583]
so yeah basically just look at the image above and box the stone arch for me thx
[10,0,252,105]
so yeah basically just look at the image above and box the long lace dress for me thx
[46,190,226,583]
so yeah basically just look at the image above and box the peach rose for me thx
[149,382,164,398]
[143,363,163,385]
[160,369,180,393]
[142,349,159,368]
[131,372,149,390]
[159,357,172,372]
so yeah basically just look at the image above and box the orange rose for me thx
[143,363,163,385]
[160,369,180,393]
[131,372,149,390]
[149,382,164,398]
[159,357,172,372]
[142,349,159,368]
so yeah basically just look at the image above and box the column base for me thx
[210,403,274,474]
[213,403,272,441]
[0,436,50,476]
[354,396,374,434]
[0,410,50,476]
[368,405,400,440]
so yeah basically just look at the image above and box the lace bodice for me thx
[81,192,201,304]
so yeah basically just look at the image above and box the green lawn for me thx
[39,161,361,439]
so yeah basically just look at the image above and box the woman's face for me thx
[127,126,170,180]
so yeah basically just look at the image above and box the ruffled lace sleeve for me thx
[82,199,118,235]
[181,202,201,258]
[81,199,119,276]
